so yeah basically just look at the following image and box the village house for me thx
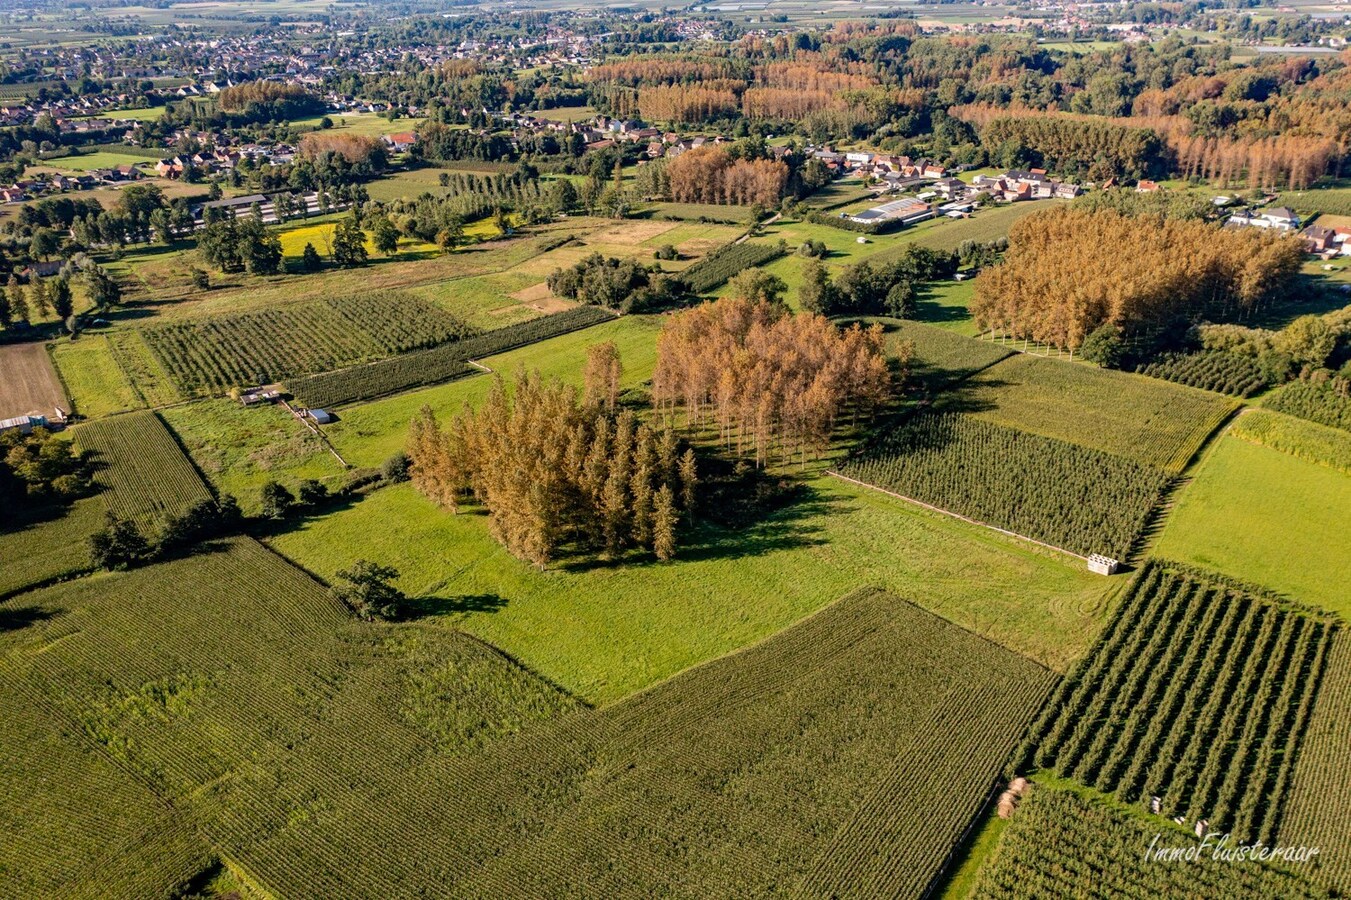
[383,132,417,153]
[1226,207,1300,232]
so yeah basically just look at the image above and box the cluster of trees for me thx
[637,85,740,123]
[15,184,197,251]
[89,497,242,571]
[406,372,697,567]
[297,132,388,168]
[586,57,746,87]
[3,270,74,330]
[666,146,789,207]
[652,297,892,465]
[196,217,283,275]
[0,427,92,512]
[972,207,1305,353]
[546,252,681,312]
[216,81,324,122]
[415,124,517,163]
[959,109,1169,181]
[376,169,554,236]
[1169,133,1337,192]
[799,245,957,317]
[1197,305,1351,382]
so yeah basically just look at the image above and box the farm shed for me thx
[308,409,333,425]
[1088,554,1119,576]
[0,412,62,435]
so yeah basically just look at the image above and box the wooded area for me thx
[972,207,1305,351]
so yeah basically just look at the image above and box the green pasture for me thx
[269,474,1113,704]
[1154,432,1351,618]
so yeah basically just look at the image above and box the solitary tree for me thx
[330,560,403,620]
[89,513,151,570]
[301,242,323,272]
[331,216,368,268]
[679,448,698,513]
[49,276,73,320]
[370,214,400,256]
[259,480,295,519]
[728,268,786,306]
[583,341,623,411]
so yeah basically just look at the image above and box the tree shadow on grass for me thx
[551,481,837,574]
[398,593,508,619]
[910,282,973,326]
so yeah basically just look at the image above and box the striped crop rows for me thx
[288,305,616,407]
[839,411,1171,559]
[139,290,472,394]
[1279,633,1351,895]
[972,786,1329,899]
[1136,351,1269,398]
[1015,562,1337,844]
[1,568,1053,900]
[72,410,215,524]
[680,240,785,293]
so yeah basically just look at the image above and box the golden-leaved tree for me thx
[972,206,1304,351]
[407,371,694,568]
[652,297,892,465]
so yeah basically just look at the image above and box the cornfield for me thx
[71,411,215,524]
[0,566,1053,899]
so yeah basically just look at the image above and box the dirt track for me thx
[0,342,68,419]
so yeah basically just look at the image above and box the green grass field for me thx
[50,335,144,419]
[323,315,662,467]
[1154,433,1351,618]
[160,399,345,513]
[277,219,439,260]
[288,112,426,138]
[88,106,166,122]
[270,474,1111,704]
[959,353,1238,473]
[38,150,158,172]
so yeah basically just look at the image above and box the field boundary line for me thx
[1128,403,1245,565]
[824,469,1089,563]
